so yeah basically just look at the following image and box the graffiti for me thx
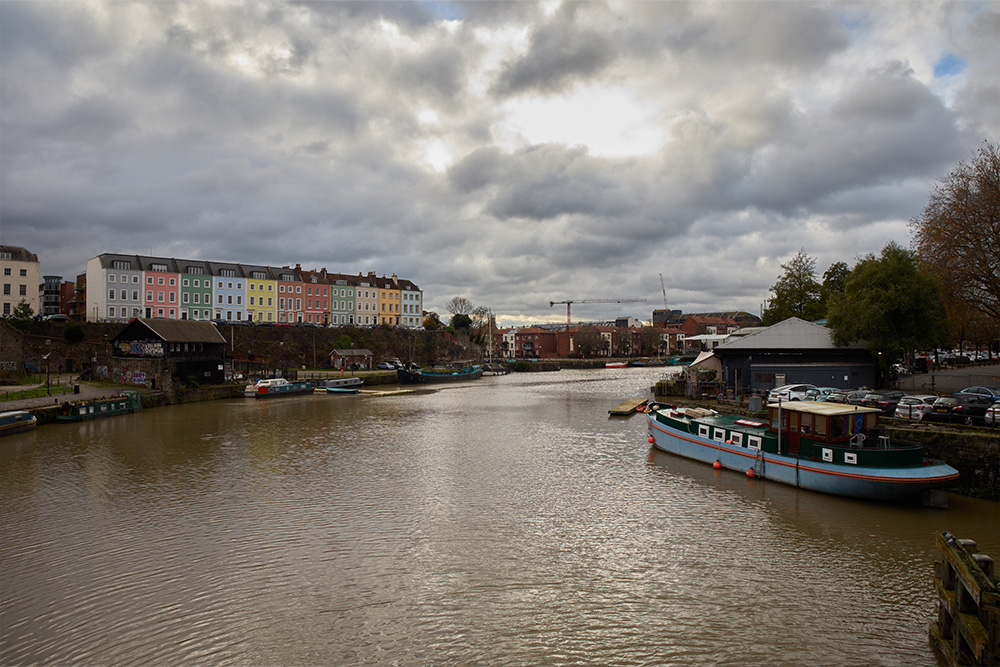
[115,339,164,358]
[0,361,20,371]
[108,366,151,388]
[131,371,147,385]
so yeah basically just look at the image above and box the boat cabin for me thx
[768,401,882,452]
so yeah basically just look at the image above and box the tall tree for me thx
[827,242,948,366]
[761,249,823,326]
[445,296,475,316]
[911,140,1000,320]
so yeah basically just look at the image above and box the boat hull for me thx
[57,393,142,422]
[0,411,37,435]
[646,412,959,501]
[397,367,483,384]
[246,382,313,398]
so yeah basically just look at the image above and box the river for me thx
[1,368,997,666]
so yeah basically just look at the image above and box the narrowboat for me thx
[244,378,314,398]
[319,377,364,394]
[57,391,143,422]
[397,362,483,384]
[481,363,509,376]
[0,410,37,435]
[645,400,959,502]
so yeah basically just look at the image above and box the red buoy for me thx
[746,468,755,478]
[648,436,655,444]
[713,460,722,470]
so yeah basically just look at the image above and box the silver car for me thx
[767,383,818,402]
[894,395,937,421]
[986,401,1000,426]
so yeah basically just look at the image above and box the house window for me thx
[113,261,130,270]
[132,291,138,301]
[146,291,153,301]
[109,274,117,283]
[147,276,153,284]
[157,278,164,285]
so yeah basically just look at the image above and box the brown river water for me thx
[2,368,997,666]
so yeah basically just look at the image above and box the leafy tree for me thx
[911,140,1000,320]
[63,322,85,344]
[827,242,948,367]
[450,313,472,330]
[5,299,34,331]
[638,327,664,355]
[761,250,823,326]
[819,261,850,313]
[422,312,442,329]
[573,325,605,357]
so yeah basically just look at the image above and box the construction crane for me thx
[549,298,647,329]
[659,273,668,310]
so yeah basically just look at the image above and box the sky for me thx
[2,1,998,327]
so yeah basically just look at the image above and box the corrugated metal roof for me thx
[135,318,227,343]
[715,317,862,351]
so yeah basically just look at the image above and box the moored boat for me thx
[631,358,666,367]
[481,362,509,376]
[57,391,142,422]
[0,410,37,435]
[645,400,959,502]
[605,361,628,368]
[244,378,313,398]
[320,377,364,394]
[397,362,483,384]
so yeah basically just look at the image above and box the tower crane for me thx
[549,298,647,329]
[659,273,668,310]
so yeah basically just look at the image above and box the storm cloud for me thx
[2,0,997,325]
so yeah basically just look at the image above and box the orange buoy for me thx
[746,468,755,478]
[713,460,722,470]
[648,436,655,444]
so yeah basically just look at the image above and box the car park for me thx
[860,390,907,415]
[767,384,818,402]
[986,401,1000,426]
[893,395,937,421]
[844,390,870,406]
[926,394,994,425]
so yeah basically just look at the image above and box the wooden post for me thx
[930,532,1000,666]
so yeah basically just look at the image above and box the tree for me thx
[761,250,823,325]
[819,261,850,313]
[6,299,34,331]
[827,242,948,367]
[573,325,605,357]
[63,322,85,344]
[911,140,1000,320]
[450,313,472,330]
[445,296,475,316]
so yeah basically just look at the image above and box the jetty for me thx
[930,531,999,666]
[608,398,648,416]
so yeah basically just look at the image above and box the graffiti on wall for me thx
[108,366,151,387]
[115,339,164,358]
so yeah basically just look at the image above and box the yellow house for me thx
[243,266,277,323]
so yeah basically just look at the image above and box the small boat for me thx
[605,361,628,368]
[631,358,666,367]
[481,363,509,376]
[0,410,37,436]
[320,377,363,394]
[397,361,483,384]
[57,391,142,422]
[645,400,959,502]
[244,378,313,398]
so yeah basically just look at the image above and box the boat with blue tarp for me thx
[645,399,959,502]
[320,377,363,394]
[397,361,482,384]
[244,378,313,398]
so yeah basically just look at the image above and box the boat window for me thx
[747,436,761,451]
[865,413,877,430]
[822,448,833,462]
[815,416,827,438]
[698,424,710,438]
[845,452,858,465]
[713,428,726,442]
[789,411,800,432]
[730,432,744,447]
[800,413,813,434]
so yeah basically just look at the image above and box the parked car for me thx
[986,401,1000,426]
[860,390,907,415]
[823,391,850,404]
[43,313,69,322]
[377,361,397,370]
[926,394,994,425]
[893,395,937,421]
[804,387,839,401]
[767,384,818,402]
[955,386,1000,400]
[844,390,870,406]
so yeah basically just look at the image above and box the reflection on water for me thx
[2,369,997,666]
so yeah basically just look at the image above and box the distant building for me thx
[109,318,228,390]
[0,245,40,317]
[41,275,62,316]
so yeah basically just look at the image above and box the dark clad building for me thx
[110,318,227,388]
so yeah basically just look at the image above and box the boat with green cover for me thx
[58,391,142,422]
[645,400,958,501]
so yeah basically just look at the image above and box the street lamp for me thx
[44,339,51,396]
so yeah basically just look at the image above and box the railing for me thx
[930,531,999,666]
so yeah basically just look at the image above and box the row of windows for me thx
[2,284,28,296]
[2,268,29,276]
